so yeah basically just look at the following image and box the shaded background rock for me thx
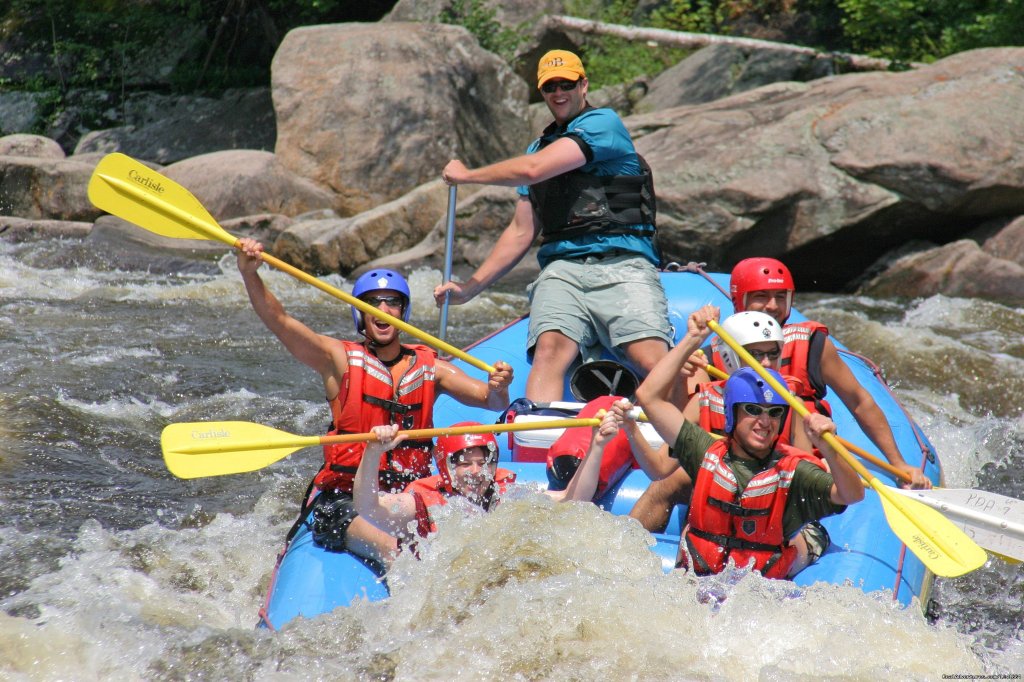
[0,156,98,221]
[73,88,276,165]
[636,43,833,112]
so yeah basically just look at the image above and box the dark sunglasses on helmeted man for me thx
[362,295,404,309]
[541,79,581,94]
[747,348,782,362]
[741,403,787,419]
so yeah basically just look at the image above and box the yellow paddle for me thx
[87,152,496,375]
[707,320,987,578]
[703,354,1024,563]
[162,417,601,479]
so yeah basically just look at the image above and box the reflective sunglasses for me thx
[362,295,404,309]
[747,348,782,362]
[741,403,787,420]
[541,79,581,94]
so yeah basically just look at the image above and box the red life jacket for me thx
[313,342,437,494]
[545,395,637,498]
[697,378,800,447]
[406,470,517,537]
[682,438,825,578]
[781,321,833,416]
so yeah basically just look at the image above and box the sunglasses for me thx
[541,79,581,94]
[747,348,781,362]
[741,403,787,420]
[362,295,404,309]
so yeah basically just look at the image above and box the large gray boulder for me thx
[271,22,532,217]
[272,179,452,275]
[0,134,65,159]
[162,150,336,221]
[637,43,832,112]
[628,47,1024,287]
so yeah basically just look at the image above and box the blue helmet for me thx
[724,367,789,433]
[350,269,411,333]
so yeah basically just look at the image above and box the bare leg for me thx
[345,516,400,569]
[526,330,580,402]
[621,337,700,407]
[629,467,692,532]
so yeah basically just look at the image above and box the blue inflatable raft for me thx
[259,270,940,629]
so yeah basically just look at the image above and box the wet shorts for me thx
[526,254,672,363]
[310,490,358,552]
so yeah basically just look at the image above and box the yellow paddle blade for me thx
[162,421,320,479]
[872,479,990,577]
[88,153,235,245]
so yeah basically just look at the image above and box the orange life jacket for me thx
[406,470,517,537]
[313,342,437,493]
[681,438,825,578]
[781,320,833,415]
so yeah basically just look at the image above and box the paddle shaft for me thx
[320,417,600,446]
[438,184,457,341]
[95,168,495,374]
[167,417,602,457]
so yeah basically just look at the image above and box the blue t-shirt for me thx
[517,107,659,269]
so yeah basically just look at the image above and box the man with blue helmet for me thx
[620,308,863,578]
[236,237,513,567]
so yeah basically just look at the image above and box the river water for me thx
[0,233,1021,680]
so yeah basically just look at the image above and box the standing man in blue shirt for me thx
[435,49,677,403]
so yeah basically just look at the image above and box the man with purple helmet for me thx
[237,238,512,568]
[613,307,863,577]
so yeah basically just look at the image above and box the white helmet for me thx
[713,311,783,375]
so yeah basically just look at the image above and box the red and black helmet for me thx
[730,258,795,321]
[434,422,498,488]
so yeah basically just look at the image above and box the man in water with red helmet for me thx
[353,410,625,562]
[236,238,513,569]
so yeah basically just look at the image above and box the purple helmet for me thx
[350,269,411,333]
[723,367,789,433]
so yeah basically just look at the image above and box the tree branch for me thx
[546,15,917,73]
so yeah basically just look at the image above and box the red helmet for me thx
[434,422,499,488]
[730,258,795,321]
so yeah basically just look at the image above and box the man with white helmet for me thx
[236,237,513,568]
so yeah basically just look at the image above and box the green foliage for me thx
[836,0,1024,63]
[438,0,526,61]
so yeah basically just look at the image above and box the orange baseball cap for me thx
[537,49,586,88]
